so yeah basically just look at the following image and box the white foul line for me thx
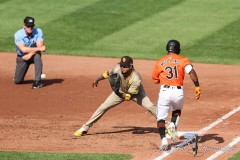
[154,106,240,160]
[206,136,240,160]
[197,106,240,135]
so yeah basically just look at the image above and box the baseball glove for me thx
[109,73,121,92]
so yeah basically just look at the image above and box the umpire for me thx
[14,16,46,88]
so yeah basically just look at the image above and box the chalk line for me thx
[206,136,240,160]
[154,106,240,160]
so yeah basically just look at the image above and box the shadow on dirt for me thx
[19,79,64,87]
[198,134,224,144]
[95,126,158,135]
[42,79,64,86]
[19,80,35,84]
[21,79,64,86]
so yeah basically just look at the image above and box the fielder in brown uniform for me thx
[74,56,157,136]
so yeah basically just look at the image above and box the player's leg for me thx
[32,53,43,88]
[167,110,181,143]
[157,104,170,150]
[171,110,181,128]
[74,92,123,136]
[33,53,42,82]
[171,88,184,128]
[167,88,184,143]
[133,86,157,118]
[14,56,30,84]
[157,87,171,150]
[141,96,157,119]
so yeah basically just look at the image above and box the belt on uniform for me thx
[164,85,182,89]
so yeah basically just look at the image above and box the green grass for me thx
[228,151,240,160]
[43,0,185,56]
[0,0,240,64]
[0,1,239,159]
[184,17,240,64]
[0,151,133,160]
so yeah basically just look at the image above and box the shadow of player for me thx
[198,134,224,144]
[94,126,158,135]
[42,79,64,87]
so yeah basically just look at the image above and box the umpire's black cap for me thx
[24,16,35,27]
[120,56,133,66]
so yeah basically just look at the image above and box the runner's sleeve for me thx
[152,61,161,84]
[184,64,193,74]
[182,58,191,67]
[183,58,192,73]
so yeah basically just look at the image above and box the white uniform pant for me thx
[157,85,184,121]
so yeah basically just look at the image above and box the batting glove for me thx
[195,87,201,99]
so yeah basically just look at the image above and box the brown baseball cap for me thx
[24,16,35,27]
[120,56,133,66]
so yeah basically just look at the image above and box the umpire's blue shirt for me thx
[14,28,44,57]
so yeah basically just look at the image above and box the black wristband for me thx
[194,81,200,87]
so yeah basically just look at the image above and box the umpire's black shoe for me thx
[32,81,43,89]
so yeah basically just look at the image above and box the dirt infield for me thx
[0,52,239,160]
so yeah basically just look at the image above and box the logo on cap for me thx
[24,16,35,27]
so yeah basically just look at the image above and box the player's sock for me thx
[171,110,181,128]
[157,120,166,139]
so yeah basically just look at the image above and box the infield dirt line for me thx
[154,106,240,160]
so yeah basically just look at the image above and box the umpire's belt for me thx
[163,85,182,89]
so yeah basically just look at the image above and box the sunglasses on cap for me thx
[25,25,34,29]
[120,64,132,68]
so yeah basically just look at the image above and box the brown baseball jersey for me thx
[83,64,157,128]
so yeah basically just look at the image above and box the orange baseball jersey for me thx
[152,54,191,86]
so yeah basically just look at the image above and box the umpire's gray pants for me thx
[14,53,42,84]
[84,86,157,128]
